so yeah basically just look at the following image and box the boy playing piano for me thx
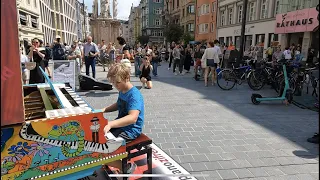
[102,63,144,174]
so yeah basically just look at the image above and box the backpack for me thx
[44,47,52,60]
[52,43,65,60]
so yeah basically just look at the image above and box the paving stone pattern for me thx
[78,63,319,180]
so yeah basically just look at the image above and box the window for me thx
[260,0,267,19]
[31,16,38,28]
[238,5,243,23]
[187,23,194,32]
[199,23,209,33]
[19,12,27,26]
[154,8,161,14]
[219,37,224,45]
[235,36,241,50]
[226,36,232,46]
[188,5,195,14]
[255,34,265,46]
[274,0,280,16]
[27,0,30,4]
[34,0,37,7]
[177,0,179,7]
[201,4,209,15]
[220,10,225,26]
[248,2,255,21]
[154,19,161,26]
[211,23,215,32]
[228,8,233,24]
[197,7,200,16]
[212,2,216,12]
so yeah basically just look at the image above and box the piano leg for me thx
[146,145,152,179]
[121,158,128,180]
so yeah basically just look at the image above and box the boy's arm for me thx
[102,102,118,113]
[108,110,139,128]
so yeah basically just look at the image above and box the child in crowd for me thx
[101,63,144,174]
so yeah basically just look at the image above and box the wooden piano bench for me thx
[122,133,152,179]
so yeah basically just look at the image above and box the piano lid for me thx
[1,0,25,127]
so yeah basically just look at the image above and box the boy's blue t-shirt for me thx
[117,86,144,139]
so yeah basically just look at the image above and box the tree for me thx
[163,24,183,43]
[137,35,150,45]
[181,32,194,45]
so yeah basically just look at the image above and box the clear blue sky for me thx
[81,0,140,20]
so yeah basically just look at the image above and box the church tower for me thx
[113,0,118,19]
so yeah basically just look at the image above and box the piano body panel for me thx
[1,112,126,180]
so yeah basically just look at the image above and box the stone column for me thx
[255,0,261,20]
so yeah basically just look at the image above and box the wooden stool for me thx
[122,133,152,180]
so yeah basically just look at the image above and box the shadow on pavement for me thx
[153,62,319,158]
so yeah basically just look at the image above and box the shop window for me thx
[235,36,241,50]
[219,37,225,45]
[226,36,232,46]
[255,34,265,47]
[245,35,252,50]
[238,5,243,23]
[268,33,279,47]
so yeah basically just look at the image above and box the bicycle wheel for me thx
[247,70,266,90]
[217,69,237,90]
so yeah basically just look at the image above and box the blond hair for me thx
[107,63,131,83]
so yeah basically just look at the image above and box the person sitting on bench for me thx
[102,63,145,174]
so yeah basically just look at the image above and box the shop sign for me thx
[275,7,319,34]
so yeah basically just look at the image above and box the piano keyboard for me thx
[64,86,90,108]
[28,152,127,180]
[20,122,124,154]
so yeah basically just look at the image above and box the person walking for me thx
[151,46,159,77]
[184,44,192,73]
[201,40,221,87]
[172,43,182,75]
[134,43,142,77]
[83,36,99,78]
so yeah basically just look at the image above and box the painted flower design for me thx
[28,142,52,157]
[8,142,31,156]
[2,153,23,163]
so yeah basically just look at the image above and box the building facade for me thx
[141,0,165,44]
[120,21,130,43]
[180,0,196,39]
[274,0,319,59]
[195,0,217,42]
[17,0,44,53]
[39,0,77,45]
[76,1,83,41]
[217,0,283,59]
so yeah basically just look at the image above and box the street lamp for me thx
[239,0,249,61]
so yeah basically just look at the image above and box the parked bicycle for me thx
[217,59,255,90]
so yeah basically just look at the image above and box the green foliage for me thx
[182,32,194,44]
[164,24,184,43]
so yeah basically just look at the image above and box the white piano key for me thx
[79,104,88,107]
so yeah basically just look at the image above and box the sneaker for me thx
[174,73,178,76]
[307,134,319,144]
[126,162,137,174]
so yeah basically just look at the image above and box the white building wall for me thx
[17,0,44,52]
[39,0,77,45]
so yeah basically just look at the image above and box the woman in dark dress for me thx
[28,38,46,84]
[184,44,192,73]
[139,56,153,89]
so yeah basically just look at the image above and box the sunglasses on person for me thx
[33,41,39,44]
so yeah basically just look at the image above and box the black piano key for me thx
[85,141,89,146]
[73,141,76,147]
[90,142,94,147]
[105,143,108,149]
[36,136,40,140]
[49,139,53,143]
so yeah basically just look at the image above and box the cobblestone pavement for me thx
[78,62,319,180]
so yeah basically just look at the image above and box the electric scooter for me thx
[251,60,293,105]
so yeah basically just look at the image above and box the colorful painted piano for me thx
[1,1,127,179]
